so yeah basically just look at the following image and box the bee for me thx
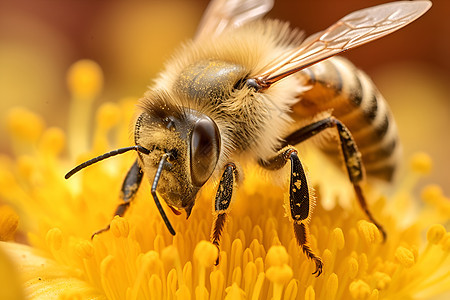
[66,0,431,276]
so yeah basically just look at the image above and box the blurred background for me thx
[0,0,449,193]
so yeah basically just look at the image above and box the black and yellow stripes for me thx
[293,56,400,181]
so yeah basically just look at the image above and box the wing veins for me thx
[255,1,431,87]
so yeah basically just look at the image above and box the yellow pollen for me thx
[349,279,371,300]
[372,271,391,290]
[59,292,84,300]
[0,206,19,241]
[6,107,44,143]
[394,246,415,268]
[427,224,446,244]
[357,220,383,245]
[410,152,433,175]
[66,59,103,100]
[110,216,129,238]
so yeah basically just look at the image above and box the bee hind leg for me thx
[259,147,323,276]
[91,159,143,239]
[282,117,386,241]
[211,163,237,265]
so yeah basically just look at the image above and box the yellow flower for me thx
[0,60,449,299]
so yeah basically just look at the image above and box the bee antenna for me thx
[65,145,150,179]
[151,153,176,235]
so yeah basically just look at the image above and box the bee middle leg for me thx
[282,116,386,240]
[91,159,143,238]
[211,162,237,265]
[259,147,323,276]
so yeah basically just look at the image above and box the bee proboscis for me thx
[66,0,431,276]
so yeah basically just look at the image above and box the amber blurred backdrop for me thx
[1,0,449,193]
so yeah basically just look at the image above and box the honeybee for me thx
[66,0,431,276]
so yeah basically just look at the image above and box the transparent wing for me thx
[195,0,274,41]
[255,1,431,88]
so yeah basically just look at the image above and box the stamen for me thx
[345,257,359,279]
[357,220,383,245]
[395,246,415,268]
[410,152,432,175]
[427,224,446,245]
[349,279,371,299]
[110,216,129,238]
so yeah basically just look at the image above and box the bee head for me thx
[134,100,221,218]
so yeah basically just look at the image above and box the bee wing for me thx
[255,1,431,87]
[195,0,274,41]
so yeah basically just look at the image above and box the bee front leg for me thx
[259,148,323,276]
[211,163,237,265]
[92,159,143,238]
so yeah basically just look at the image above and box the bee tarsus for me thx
[293,222,323,277]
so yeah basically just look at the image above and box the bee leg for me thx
[91,159,143,238]
[259,148,323,277]
[282,117,387,241]
[211,163,237,265]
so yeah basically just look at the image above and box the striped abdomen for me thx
[292,56,400,181]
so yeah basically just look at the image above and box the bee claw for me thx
[312,259,323,277]
[213,243,220,266]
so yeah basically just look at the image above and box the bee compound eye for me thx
[190,117,221,187]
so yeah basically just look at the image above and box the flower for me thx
[0,60,449,300]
